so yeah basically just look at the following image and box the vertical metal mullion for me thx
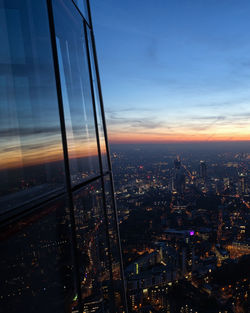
[46,1,83,312]
[83,20,116,312]
[86,1,128,311]
[107,172,128,312]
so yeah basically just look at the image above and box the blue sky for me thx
[91,0,250,142]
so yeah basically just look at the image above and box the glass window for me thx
[73,181,113,312]
[0,0,65,214]
[52,0,99,186]
[73,0,89,23]
[87,27,109,172]
[104,175,126,312]
[0,197,76,313]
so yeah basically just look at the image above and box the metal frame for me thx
[46,0,83,311]
[83,20,119,312]
[86,1,128,311]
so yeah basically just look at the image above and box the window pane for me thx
[73,181,113,312]
[104,175,126,312]
[0,0,65,214]
[52,0,99,186]
[87,27,109,172]
[0,197,76,313]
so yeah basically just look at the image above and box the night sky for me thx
[91,0,250,143]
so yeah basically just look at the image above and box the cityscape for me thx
[111,142,250,312]
[1,142,249,312]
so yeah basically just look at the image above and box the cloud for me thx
[107,113,164,130]
[191,115,226,121]
[192,96,250,108]
[106,107,250,140]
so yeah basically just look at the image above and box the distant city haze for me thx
[92,0,250,143]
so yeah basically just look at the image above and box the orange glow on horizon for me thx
[109,132,250,144]
[1,131,249,171]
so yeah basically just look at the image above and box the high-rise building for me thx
[238,173,247,194]
[199,160,207,181]
[173,157,185,194]
[0,1,127,312]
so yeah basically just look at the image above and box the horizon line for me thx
[110,139,250,144]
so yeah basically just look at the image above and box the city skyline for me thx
[110,143,250,312]
[92,0,250,143]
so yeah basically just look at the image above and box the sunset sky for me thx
[92,0,250,143]
[1,0,250,171]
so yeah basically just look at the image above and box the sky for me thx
[91,0,250,143]
[1,0,250,171]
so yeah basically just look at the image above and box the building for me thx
[199,160,207,182]
[0,1,127,312]
[238,173,247,194]
[173,157,186,194]
[164,229,195,276]
[226,242,250,259]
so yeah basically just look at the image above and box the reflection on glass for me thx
[0,0,65,213]
[53,0,99,186]
[73,181,113,312]
[87,27,109,172]
[104,175,125,312]
[73,0,89,23]
[0,197,76,313]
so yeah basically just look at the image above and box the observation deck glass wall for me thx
[0,0,127,312]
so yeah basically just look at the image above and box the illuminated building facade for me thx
[0,0,127,312]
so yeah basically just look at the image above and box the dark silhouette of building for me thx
[0,1,127,312]
[199,160,207,181]
[238,173,247,194]
[173,157,186,194]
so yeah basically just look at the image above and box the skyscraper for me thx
[0,1,127,312]
[199,160,207,182]
[173,157,186,194]
[238,173,247,195]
